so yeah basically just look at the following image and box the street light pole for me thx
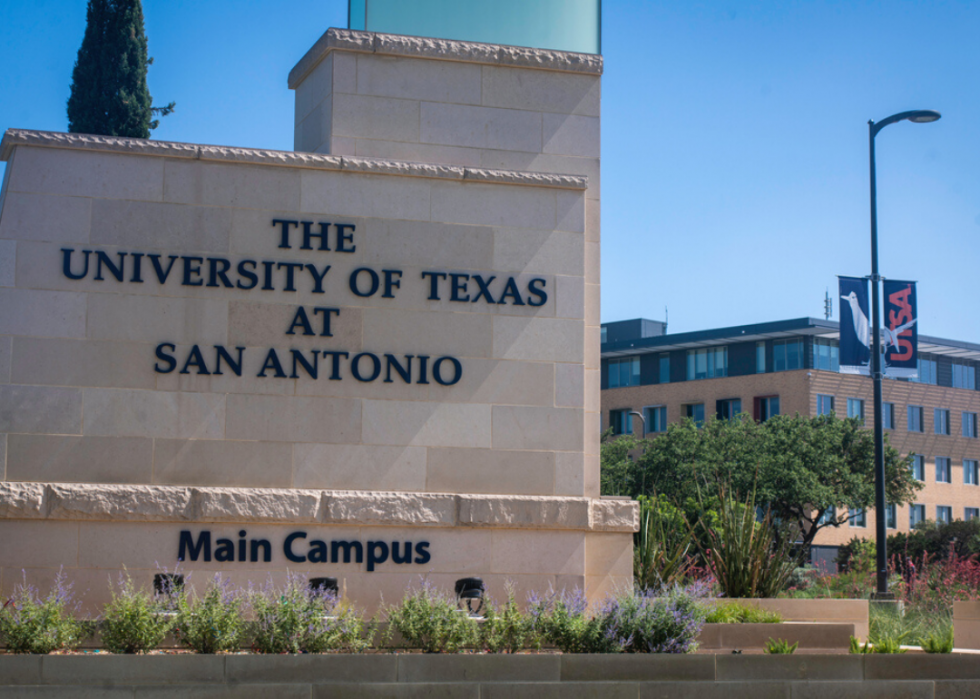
[867,109,940,599]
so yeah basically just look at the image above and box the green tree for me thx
[601,413,922,552]
[67,0,174,138]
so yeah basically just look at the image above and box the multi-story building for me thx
[601,317,980,563]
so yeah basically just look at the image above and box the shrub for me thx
[383,579,478,653]
[0,570,85,654]
[634,495,697,590]
[920,626,954,654]
[693,489,802,598]
[479,586,541,653]
[175,574,246,654]
[705,600,782,624]
[606,585,708,654]
[251,574,369,654]
[764,638,798,654]
[527,588,614,653]
[100,570,175,654]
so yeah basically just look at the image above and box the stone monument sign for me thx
[0,28,635,611]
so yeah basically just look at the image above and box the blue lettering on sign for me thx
[178,530,431,572]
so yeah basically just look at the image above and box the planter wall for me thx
[953,601,980,650]
[2,654,979,698]
[698,622,854,650]
[728,598,870,640]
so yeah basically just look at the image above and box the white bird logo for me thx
[841,291,870,348]
[882,318,917,354]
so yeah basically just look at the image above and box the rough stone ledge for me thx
[288,27,603,89]
[0,482,637,532]
[0,129,587,190]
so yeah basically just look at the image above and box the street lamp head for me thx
[908,110,941,123]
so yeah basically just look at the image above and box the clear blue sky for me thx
[2,1,977,340]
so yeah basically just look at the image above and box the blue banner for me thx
[883,279,918,378]
[839,276,871,375]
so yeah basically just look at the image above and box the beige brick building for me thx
[600,317,980,564]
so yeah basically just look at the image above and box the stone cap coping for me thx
[0,482,638,533]
[0,129,588,190]
[288,27,603,89]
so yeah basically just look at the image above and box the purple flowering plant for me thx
[100,568,176,654]
[0,569,84,654]
[382,577,478,653]
[174,573,246,654]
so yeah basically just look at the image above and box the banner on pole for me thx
[839,276,871,375]
[883,279,918,378]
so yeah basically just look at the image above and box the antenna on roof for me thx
[824,288,832,320]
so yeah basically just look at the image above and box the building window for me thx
[882,402,894,429]
[608,357,640,388]
[717,398,742,421]
[601,326,607,344]
[934,409,950,435]
[609,409,633,436]
[912,358,938,384]
[683,403,705,426]
[755,396,780,422]
[908,405,924,432]
[686,347,728,381]
[756,341,766,374]
[910,504,926,527]
[644,405,668,434]
[965,459,979,486]
[886,503,897,529]
[847,398,865,424]
[773,339,804,372]
[813,338,840,372]
[849,507,867,527]
[952,362,976,389]
[966,508,980,521]
[817,505,836,525]
[816,395,835,416]
[658,354,670,384]
[935,456,951,483]
[911,455,925,482]
[963,412,977,438]
[937,506,952,525]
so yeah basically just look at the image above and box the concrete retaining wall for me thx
[2,654,979,698]
[954,601,980,650]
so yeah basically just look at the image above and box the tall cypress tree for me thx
[67,0,173,138]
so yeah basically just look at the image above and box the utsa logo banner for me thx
[883,279,918,378]
[839,276,870,375]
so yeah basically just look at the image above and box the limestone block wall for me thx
[289,30,603,490]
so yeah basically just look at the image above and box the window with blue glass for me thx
[965,459,979,486]
[817,506,836,525]
[935,456,951,483]
[756,342,766,374]
[601,326,607,344]
[886,503,897,529]
[717,398,741,421]
[608,357,640,389]
[755,395,780,422]
[937,506,952,525]
[683,403,705,426]
[609,409,633,436]
[849,507,867,527]
[882,402,894,429]
[847,398,865,424]
[966,508,980,521]
[686,347,727,381]
[911,358,937,384]
[816,394,835,416]
[911,454,925,481]
[963,412,977,438]
[658,354,670,384]
[644,406,668,434]
[813,338,840,372]
[934,409,950,435]
[772,339,804,372]
[910,504,926,527]
[908,405,924,432]
[952,362,975,389]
